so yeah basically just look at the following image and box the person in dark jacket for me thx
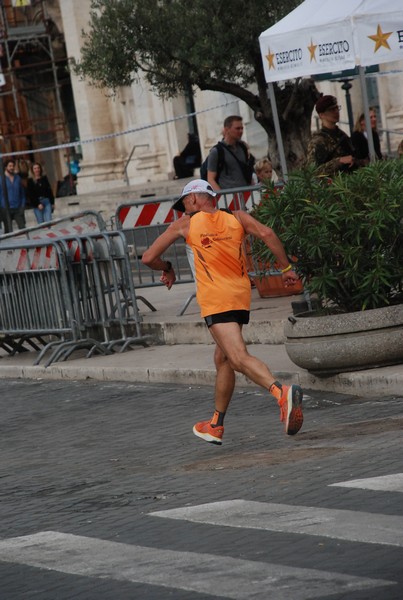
[0,159,26,233]
[173,133,202,179]
[27,162,55,224]
[351,108,383,163]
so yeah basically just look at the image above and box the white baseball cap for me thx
[172,179,217,213]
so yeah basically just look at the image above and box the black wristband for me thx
[163,261,172,272]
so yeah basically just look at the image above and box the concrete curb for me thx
[0,343,401,397]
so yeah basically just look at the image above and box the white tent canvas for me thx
[259,0,403,83]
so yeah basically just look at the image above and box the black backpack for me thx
[200,141,254,184]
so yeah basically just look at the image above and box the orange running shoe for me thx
[278,384,304,435]
[193,420,224,445]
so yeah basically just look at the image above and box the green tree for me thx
[74,0,319,174]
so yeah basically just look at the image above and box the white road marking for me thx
[329,473,403,493]
[151,499,403,547]
[0,531,394,599]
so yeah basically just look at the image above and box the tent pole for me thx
[267,82,288,181]
[358,66,377,162]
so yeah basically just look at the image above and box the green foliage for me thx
[72,0,317,173]
[252,161,403,312]
[75,0,299,94]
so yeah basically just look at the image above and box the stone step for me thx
[140,318,286,346]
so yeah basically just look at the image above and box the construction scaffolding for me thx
[0,0,78,191]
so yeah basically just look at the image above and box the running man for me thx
[142,179,303,445]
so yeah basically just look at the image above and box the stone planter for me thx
[284,304,403,376]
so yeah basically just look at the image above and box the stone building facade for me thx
[58,1,403,194]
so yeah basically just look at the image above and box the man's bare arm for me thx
[207,171,220,191]
[235,211,299,285]
[141,218,189,289]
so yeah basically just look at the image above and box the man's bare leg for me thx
[209,322,276,392]
[209,322,303,436]
[193,322,303,444]
[213,342,235,414]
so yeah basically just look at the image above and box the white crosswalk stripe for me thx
[0,531,395,600]
[329,473,403,492]
[0,473,402,598]
[151,499,403,547]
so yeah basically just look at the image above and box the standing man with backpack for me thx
[206,115,254,190]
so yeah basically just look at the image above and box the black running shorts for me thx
[204,309,250,328]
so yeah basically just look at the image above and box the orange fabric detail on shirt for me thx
[186,210,251,317]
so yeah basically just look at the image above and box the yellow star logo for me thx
[308,39,317,62]
[266,48,276,70]
[368,24,393,52]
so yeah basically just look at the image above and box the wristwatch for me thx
[163,261,173,273]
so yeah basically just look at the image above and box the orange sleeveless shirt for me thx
[186,210,251,317]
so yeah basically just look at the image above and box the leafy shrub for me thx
[252,160,403,312]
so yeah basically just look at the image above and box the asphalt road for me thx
[0,379,402,600]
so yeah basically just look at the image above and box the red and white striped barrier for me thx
[0,211,107,271]
[0,234,119,272]
[117,201,175,228]
[221,192,252,212]
[0,244,60,272]
[30,221,100,240]
[0,211,105,244]
[116,190,257,229]
[0,212,103,243]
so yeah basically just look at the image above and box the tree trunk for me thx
[255,78,319,175]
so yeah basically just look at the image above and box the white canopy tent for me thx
[259,0,403,175]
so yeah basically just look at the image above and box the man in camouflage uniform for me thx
[306,95,357,177]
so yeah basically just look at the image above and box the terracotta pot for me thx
[248,251,304,299]
[254,274,304,298]
[284,304,403,375]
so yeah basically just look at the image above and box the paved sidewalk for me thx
[0,282,402,397]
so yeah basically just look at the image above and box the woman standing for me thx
[27,162,55,224]
[351,108,383,164]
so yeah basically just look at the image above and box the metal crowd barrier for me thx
[0,239,80,361]
[115,184,262,230]
[0,230,149,367]
[0,210,107,243]
[115,185,264,314]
